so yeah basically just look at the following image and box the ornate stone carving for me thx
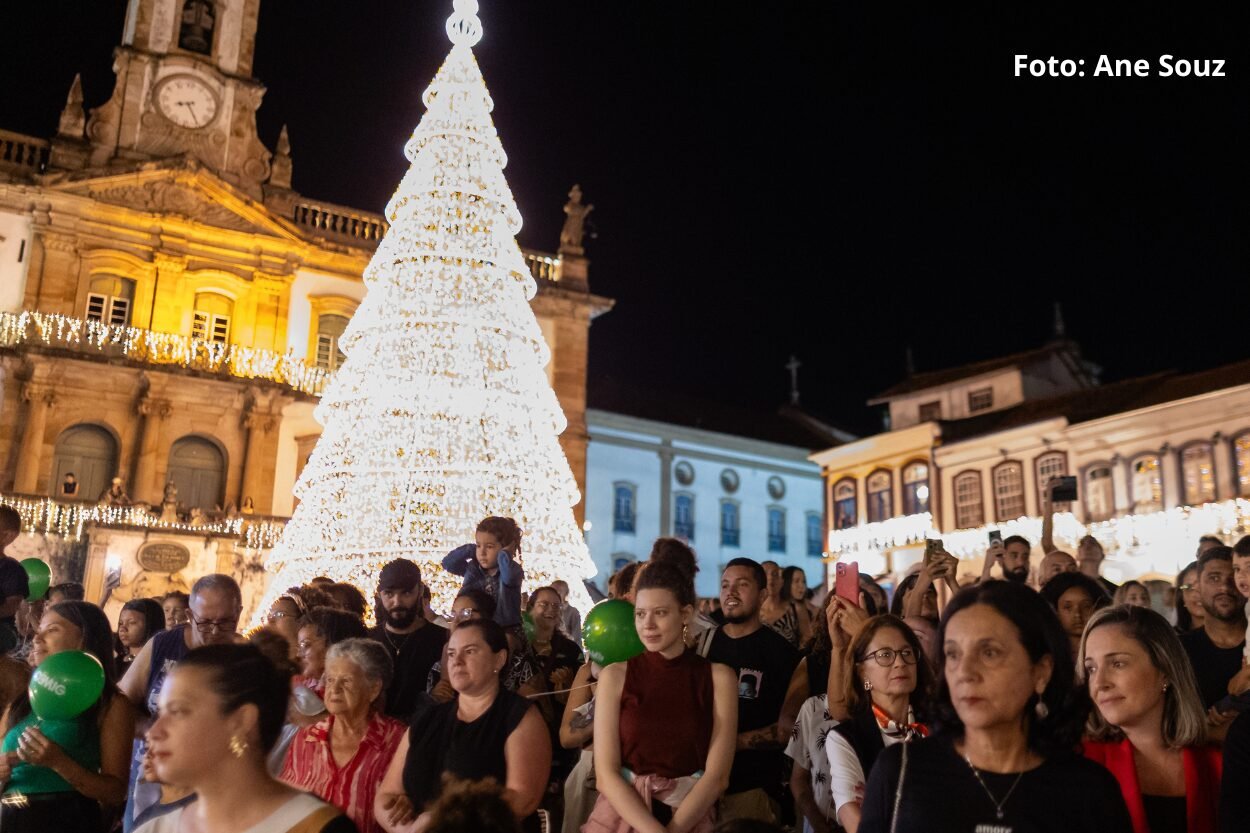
[84,180,266,233]
[559,184,593,256]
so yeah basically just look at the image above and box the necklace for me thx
[963,754,1025,821]
[383,627,413,653]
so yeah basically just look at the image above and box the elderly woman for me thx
[1080,605,1221,833]
[858,581,1133,833]
[374,619,551,833]
[282,639,406,833]
[117,597,166,671]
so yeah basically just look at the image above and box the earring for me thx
[863,680,872,690]
[1034,700,1049,720]
[1162,682,1169,692]
[228,736,248,758]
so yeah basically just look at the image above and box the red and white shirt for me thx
[281,712,405,833]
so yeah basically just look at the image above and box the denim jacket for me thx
[441,543,524,627]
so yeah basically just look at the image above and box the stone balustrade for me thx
[0,129,49,175]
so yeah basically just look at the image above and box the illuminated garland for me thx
[0,493,286,549]
[252,0,597,625]
[0,311,330,396]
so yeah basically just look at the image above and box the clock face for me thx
[155,75,219,129]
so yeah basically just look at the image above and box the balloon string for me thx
[524,682,595,699]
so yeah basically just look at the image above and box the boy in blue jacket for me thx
[442,515,524,628]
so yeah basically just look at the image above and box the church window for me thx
[1180,443,1216,506]
[954,470,984,529]
[992,461,1025,521]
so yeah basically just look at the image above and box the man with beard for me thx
[1180,546,1247,710]
[368,558,447,721]
[704,557,800,825]
[978,535,1033,584]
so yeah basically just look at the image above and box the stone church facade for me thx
[0,0,609,606]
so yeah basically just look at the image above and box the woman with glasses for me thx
[823,614,932,833]
[428,589,496,704]
[119,574,242,832]
[266,586,332,662]
[294,608,369,700]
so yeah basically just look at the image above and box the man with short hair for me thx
[1179,547,1247,711]
[1037,550,1077,587]
[705,557,800,824]
[47,581,86,603]
[0,505,29,653]
[368,558,447,721]
[119,573,243,830]
[979,535,1032,584]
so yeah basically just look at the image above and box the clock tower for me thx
[65,0,274,197]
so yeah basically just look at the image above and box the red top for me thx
[1082,738,1222,833]
[619,648,714,778]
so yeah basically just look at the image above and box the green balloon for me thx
[20,558,51,601]
[521,611,536,643]
[29,650,105,721]
[582,599,645,666]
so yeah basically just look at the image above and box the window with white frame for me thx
[1131,454,1163,513]
[833,479,857,529]
[720,500,740,547]
[993,462,1025,521]
[191,292,233,344]
[674,493,694,541]
[613,483,636,533]
[315,314,349,371]
[1035,451,1070,512]
[1085,465,1115,522]
[805,512,822,557]
[767,507,786,552]
[954,471,984,529]
[1181,443,1216,505]
[968,387,994,413]
[866,469,893,523]
[902,461,930,515]
[85,275,135,327]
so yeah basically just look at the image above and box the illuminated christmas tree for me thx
[256,0,594,618]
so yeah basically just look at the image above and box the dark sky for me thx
[4,2,1247,436]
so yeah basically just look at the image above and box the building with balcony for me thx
[0,0,610,613]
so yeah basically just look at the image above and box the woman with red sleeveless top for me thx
[583,561,737,833]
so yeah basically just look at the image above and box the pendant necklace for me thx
[963,754,1025,821]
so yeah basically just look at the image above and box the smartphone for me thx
[1050,475,1078,503]
[923,538,943,567]
[834,561,860,607]
[988,530,1003,546]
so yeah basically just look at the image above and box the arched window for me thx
[902,461,930,515]
[1035,451,1070,512]
[1180,443,1216,505]
[832,478,857,530]
[612,483,636,533]
[1131,454,1163,513]
[674,494,694,541]
[805,512,823,557]
[51,424,117,501]
[953,471,984,529]
[179,0,216,55]
[86,275,135,327]
[720,501,740,548]
[191,292,232,344]
[167,436,226,511]
[767,507,786,553]
[1235,433,1250,497]
[992,461,1025,521]
[315,314,349,371]
[1085,464,1115,522]
[866,469,893,523]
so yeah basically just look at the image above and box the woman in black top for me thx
[374,618,551,833]
[859,580,1133,833]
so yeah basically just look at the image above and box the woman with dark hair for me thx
[1040,571,1112,656]
[583,561,737,832]
[138,643,352,832]
[514,587,583,792]
[375,618,551,833]
[266,585,333,662]
[858,580,1133,833]
[859,575,887,617]
[1080,605,1220,833]
[1174,562,1204,633]
[760,561,812,650]
[0,600,136,831]
[296,606,370,698]
[323,583,369,619]
[784,566,818,622]
[117,598,166,671]
[823,614,932,832]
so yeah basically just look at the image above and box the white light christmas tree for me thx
[255,0,595,620]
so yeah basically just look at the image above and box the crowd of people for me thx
[4,498,1250,832]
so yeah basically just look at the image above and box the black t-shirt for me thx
[0,556,29,624]
[705,624,800,795]
[860,734,1133,833]
[1179,627,1244,708]
[1221,710,1250,832]
[369,621,448,722]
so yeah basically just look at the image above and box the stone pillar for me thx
[83,531,111,607]
[1160,443,1177,508]
[240,406,278,513]
[1212,432,1235,503]
[658,441,674,536]
[149,253,187,333]
[1111,454,1131,515]
[13,384,54,494]
[132,397,172,505]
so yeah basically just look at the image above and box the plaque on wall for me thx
[138,542,191,574]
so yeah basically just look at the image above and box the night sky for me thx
[4,3,1247,437]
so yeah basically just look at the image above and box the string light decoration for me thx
[0,311,330,395]
[253,0,596,623]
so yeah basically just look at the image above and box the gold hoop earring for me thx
[229,736,248,758]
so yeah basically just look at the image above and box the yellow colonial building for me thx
[0,0,609,613]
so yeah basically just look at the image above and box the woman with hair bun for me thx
[858,580,1133,833]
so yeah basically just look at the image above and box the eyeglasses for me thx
[859,647,919,667]
[1178,584,1194,592]
[266,611,295,622]
[188,610,239,635]
[454,608,480,620]
[297,638,324,651]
